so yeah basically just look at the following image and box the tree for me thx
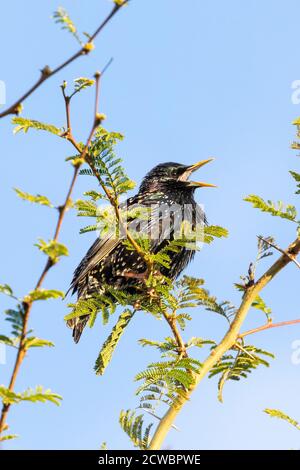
[0,1,299,450]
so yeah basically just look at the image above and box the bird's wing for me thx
[69,196,140,293]
[69,235,120,293]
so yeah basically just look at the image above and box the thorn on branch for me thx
[257,235,300,269]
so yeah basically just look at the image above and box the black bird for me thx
[68,160,216,342]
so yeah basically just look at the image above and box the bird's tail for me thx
[67,316,89,343]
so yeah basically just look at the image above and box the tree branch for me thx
[239,318,300,338]
[0,2,128,119]
[0,167,78,435]
[0,72,103,438]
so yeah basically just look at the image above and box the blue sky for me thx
[1,0,300,450]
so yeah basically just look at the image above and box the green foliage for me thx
[172,276,235,323]
[25,289,64,302]
[95,309,135,375]
[65,291,117,324]
[256,235,274,261]
[52,7,82,44]
[75,199,98,218]
[0,434,18,442]
[264,409,300,431]
[71,77,95,96]
[135,356,202,413]
[0,283,15,298]
[209,344,275,402]
[35,239,69,264]
[203,225,229,244]
[14,188,53,208]
[236,236,275,304]
[83,127,136,200]
[252,295,272,321]
[0,386,62,406]
[244,195,298,222]
[12,117,62,136]
[119,409,153,450]
[0,335,15,347]
[23,337,54,350]
[4,306,25,337]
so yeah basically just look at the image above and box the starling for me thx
[68,160,216,342]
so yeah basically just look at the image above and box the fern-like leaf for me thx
[95,309,135,375]
[244,195,298,222]
[119,409,153,449]
[264,408,300,431]
[12,117,62,135]
[14,188,53,207]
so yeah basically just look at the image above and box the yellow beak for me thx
[187,158,217,188]
[191,181,217,188]
[188,158,215,171]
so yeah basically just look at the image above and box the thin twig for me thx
[0,2,128,119]
[149,236,300,449]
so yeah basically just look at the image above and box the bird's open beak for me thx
[184,158,217,188]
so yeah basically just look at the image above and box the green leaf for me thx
[95,309,135,375]
[14,188,53,207]
[290,171,300,195]
[0,385,62,406]
[0,283,14,297]
[0,434,18,442]
[82,127,136,201]
[210,344,275,402]
[244,195,298,222]
[25,289,64,302]
[72,77,95,96]
[75,199,98,217]
[114,0,128,6]
[35,239,69,263]
[119,409,153,450]
[5,306,25,337]
[252,295,272,319]
[0,335,14,347]
[204,225,229,244]
[12,117,62,135]
[23,337,54,349]
[264,409,300,431]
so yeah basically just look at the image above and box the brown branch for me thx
[239,318,300,338]
[0,2,128,119]
[63,72,153,274]
[162,312,187,358]
[0,166,78,436]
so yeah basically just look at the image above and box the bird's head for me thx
[139,159,216,194]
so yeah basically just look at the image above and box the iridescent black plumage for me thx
[68,161,214,342]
